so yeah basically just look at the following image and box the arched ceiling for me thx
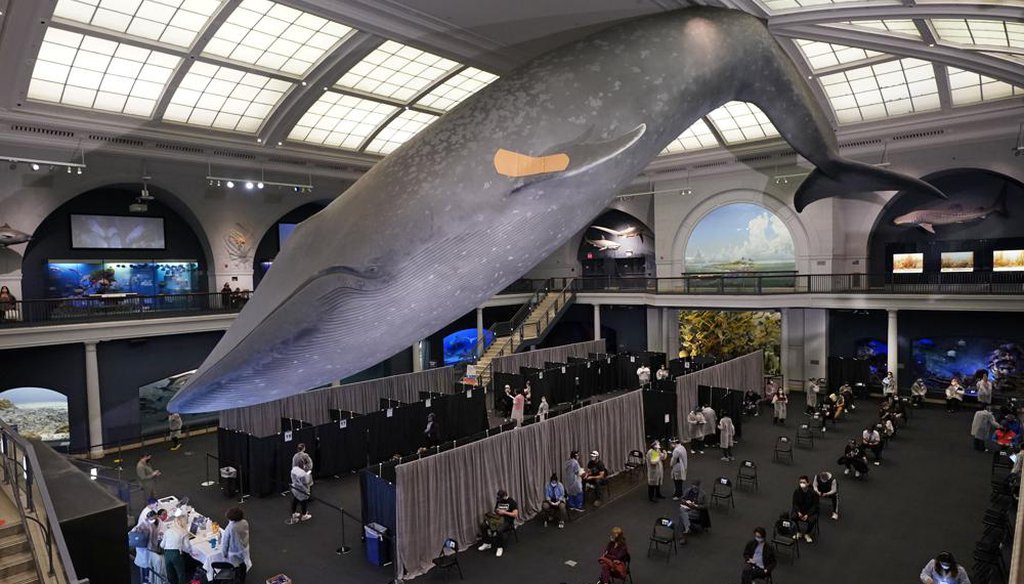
[1,0,1022,169]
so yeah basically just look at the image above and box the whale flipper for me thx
[794,159,947,212]
[495,124,646,191]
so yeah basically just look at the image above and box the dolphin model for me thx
[585,237,622,251]
[169,7,946,413]
[893,184,1007,234]
[0,224,31,247]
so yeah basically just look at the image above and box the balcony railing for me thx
[0,291,249,328]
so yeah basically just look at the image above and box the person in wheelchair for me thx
[677,479,710,542]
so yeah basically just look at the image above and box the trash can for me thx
[220,466,238,498]
[364,522,389,566]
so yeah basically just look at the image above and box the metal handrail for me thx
[0,417,87,584]
[0,291,249,328]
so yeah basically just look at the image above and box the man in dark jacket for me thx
[741,526,776,584]
[791,475,820,543]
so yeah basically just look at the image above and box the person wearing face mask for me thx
[911,378,928,407]
[687,407,706,454]
[790,475,819,543]
[542,473,568,528]
[669,438,688,500]
[920,551,971,584]
[160,513,192,584]
[838,439,870,478]
[701,404,718,450]
[537,396,550,422]
[677,479,709,541]
[771,388,788,425]
[718,413,736,462]
[597,527,629,584]
[564,450,585,511]
[131,510,155,584]
[646,440,666,502]
[741,526,776,584]
[146,510,168,584]
[862,424,884,466]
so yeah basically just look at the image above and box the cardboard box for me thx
[266,575,292,584]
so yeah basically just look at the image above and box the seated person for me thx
[741,526,776,584]
[837,439,869,478]
[825,391,845,421]
[813,471,840,520]
[477,489,519,558]
[861,424,884,466]
[920,551,970,584]
[583,451,609,506]
[910,378,928,407]
[597,527,629,584]
[879,413,897,441]
[790,476,819,543]
[743,390,761,417]
[541,473,568,528]
[677,479,710,540]
[839,383,856,412]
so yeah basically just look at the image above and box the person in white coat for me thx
[637,364,651,388]
[976,374,993,408]
[718,414,736,461]
[537,396,550,421]
[687,408,706,454]
[701,405,717,450]
[971,407,998,452]
[771,389,788,425]
[645,440,666,501]
[881,372,896,398]
[911,378,928,408]
[945,378,965,412]
[669,439,688,499]
[806,378,820,414]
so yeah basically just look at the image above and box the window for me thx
[415,67,498,112]
[795,40,885,71]
[819,58,940,123]
[706,102,779,144]
[946,67,1023,106]
[661,119,720,154]
[364,110,439,155]
[288,92,398,150]
[52,0,221,48]
[163,62,292,132]
[336,40,459,102]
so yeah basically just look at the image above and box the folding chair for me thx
[795,424,814,449]
[711,477,734,510]
[772,520,800,562]
[809,413,826,435]
[736,460,758,492]
[773,436,794,464]
[624,450,644,482]
[210,562,237,582]
[991,450,1014,480]
[647,516,677,561]
[609,553,633,584]
[431,538,463,580]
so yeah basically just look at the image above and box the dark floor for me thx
[106,398,994,584]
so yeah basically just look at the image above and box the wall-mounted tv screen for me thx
[892,252,923,274]
[278,223,297,246]
[70,214,165,249]
[993,249,1024,272]
[940,251,974,273]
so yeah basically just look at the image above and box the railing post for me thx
[24,460,34,513]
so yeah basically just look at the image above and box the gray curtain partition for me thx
[675,351,764,442]
[395,391,644,579]
[219,367,457,437]
[490,339,607,373]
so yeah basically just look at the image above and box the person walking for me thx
[424,412,441,446]
[292,443,313,472]
[718,413,736,461]
[136,454,161,499]
[168,413,183,451]
[511,389,526,427]
[287,460,313,524]
[772,388,788,425]
[806,377,820,414]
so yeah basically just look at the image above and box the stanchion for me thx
[200,453,216,487]
[335,508,352,555]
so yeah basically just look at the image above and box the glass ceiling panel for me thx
[706,102,779,144]
[289,91,398,150]
[336,40,459,103]
[364,110,439,155]
[947,67,1023,106]
[661,119,719,154]
[28,28,181,117]
[52,0,222,48]
[163,61,292,133]
[203,0,353,77]
[828,20,921,38]
[819,58,940,124]
[796,39,886,72]
[415,67,498,112]
[933,19,1024,50]
[759,0,897,12]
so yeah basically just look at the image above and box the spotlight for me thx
[257,182,264,189]
[293,186,300,193]
[245,181,254,190]
[67,166,72,174]
[77,167,82,175]
[226,181,235,188]
[209,179,214,186]
[216,180,221,187]
[30,163,39,171]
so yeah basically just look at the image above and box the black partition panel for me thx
[828,356,871,391]
[697,385,744,439]
[642,389,677,442]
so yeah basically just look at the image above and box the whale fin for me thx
[496,124,646,191]
[794,158,947,212]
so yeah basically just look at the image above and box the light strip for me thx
[205,175,313,190]
[2,155,87,168]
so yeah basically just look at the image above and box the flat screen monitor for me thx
[188,515,206,536]
[892,252,923,274]
[940,251,973,273]
[70,214,165,249]
[278,223,297,246]
[993,249,1024,272]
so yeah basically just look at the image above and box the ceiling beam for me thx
[774,37,840,128]
[0,0,56,109]
[769,2,1024,27]
[773,24,1024,87]
[261,32,384,147]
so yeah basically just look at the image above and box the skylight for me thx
[163,62,292,133]
[28,28,180,117]
[796,39,886,72]
[336,40,459,102]
[203,0,353,76]
[415,67,498,112]
[288,92,398,150]
[661,119,720,154]
[946,67,1023,106]
[932,19,1024,50]
[364,110,439,155]
[52,0,221,49]
[819,58,940,124]
[830,20,921,39]
[706,102,779,144]
[760,0,898,12]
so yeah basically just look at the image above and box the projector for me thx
[129,202,148,213]
[139,187,154,201]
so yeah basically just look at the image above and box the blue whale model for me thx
[170,7,944,412]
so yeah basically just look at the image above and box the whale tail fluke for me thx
[794,158,947,212]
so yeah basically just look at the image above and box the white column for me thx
[84,342,103,459]
[476,307,484,357]
[412,340,424,372]
[780,309,790,390]
[593,304,601,340]
[887,309,899,388]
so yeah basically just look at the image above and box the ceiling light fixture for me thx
[1,155,87,174]
[206,175,313,192]
[226,181,235,188]
[245,181,254,190]
[30,163,39,171]
[257,182,264,189]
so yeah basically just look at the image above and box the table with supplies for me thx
[153,496,239,581]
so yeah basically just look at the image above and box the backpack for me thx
[128,527,149,548]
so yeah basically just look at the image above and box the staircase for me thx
[0,520,38,584]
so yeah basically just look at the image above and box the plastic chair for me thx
[624,450,644,482]
[795,424,814,449]
[772,520,800,562]
[647,516,677,561]
[736,460,758,492]
[432,538,463,580]
[711,477,734,509]
[773,436,794,464]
